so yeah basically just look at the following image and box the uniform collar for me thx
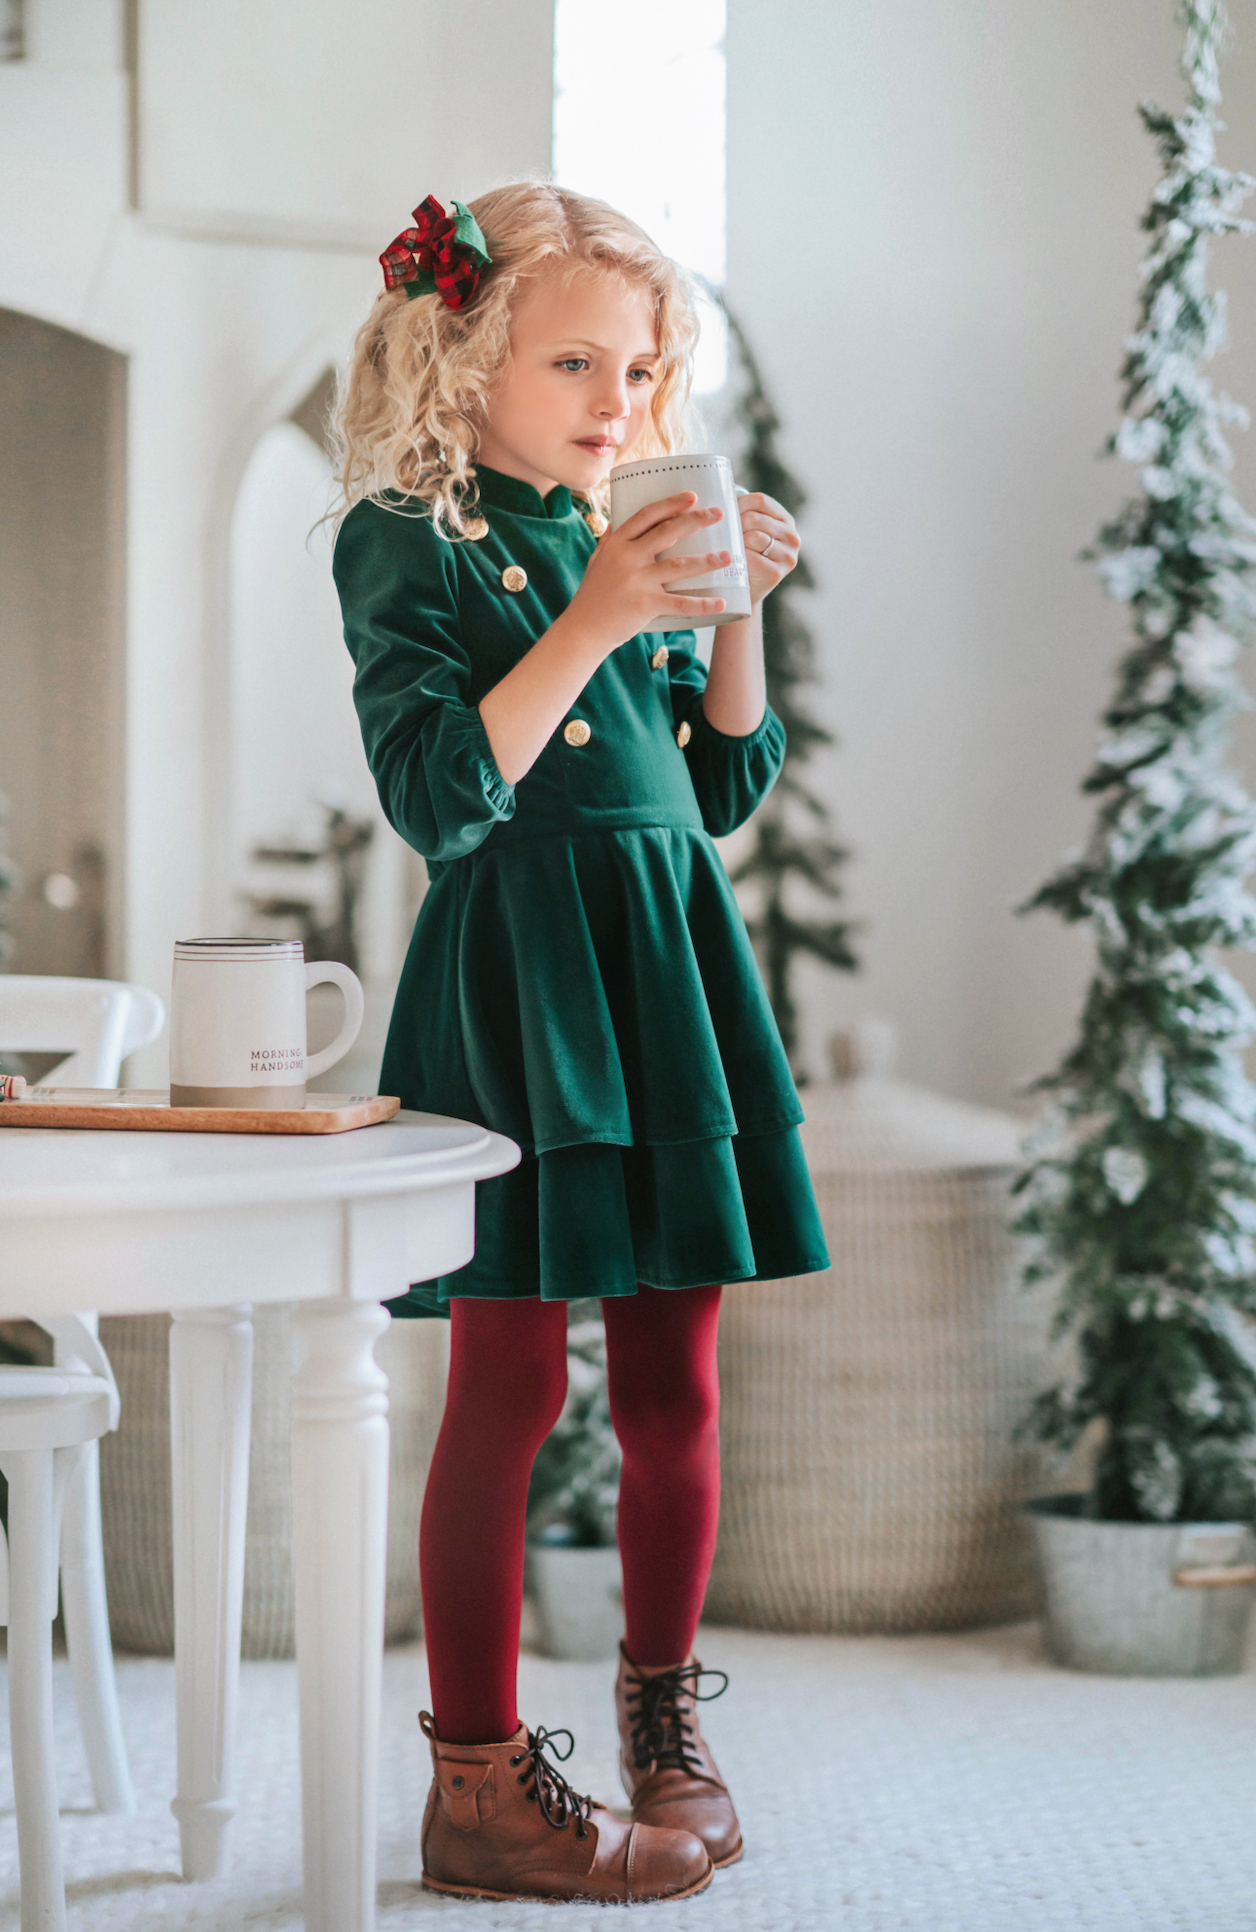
[473,463,576,521]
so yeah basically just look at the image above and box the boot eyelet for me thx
[509,1754,522,1766]
[527,1790,537,1802]
[451,1775,465,1789]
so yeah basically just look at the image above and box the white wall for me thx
[140,0,555,242]
[727,0,1256,1109]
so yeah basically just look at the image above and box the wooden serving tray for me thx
[0,1089,401,1135]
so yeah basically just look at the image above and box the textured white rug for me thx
[0,1620,1252,1930]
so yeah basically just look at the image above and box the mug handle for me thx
[305,961,366,1079]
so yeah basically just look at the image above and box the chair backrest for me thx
[0,976,165,1086]
[39,1315,121,1429]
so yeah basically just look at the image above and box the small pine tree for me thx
[1015,0,1256,1524]
[717,305,857,1077]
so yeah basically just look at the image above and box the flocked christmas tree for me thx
[1015,0,1256,1523]
[716,304,857,1076]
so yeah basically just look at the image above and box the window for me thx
[552,0,727,395]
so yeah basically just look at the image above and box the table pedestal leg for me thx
[290,1300,390,1932]
[169,1304,253,1881]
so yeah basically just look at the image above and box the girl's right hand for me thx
[569,492,732,651]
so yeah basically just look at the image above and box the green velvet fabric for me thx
[332,464,831,1314]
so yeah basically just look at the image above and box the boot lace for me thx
[624,1663,729,1776]
[508,1726,595,1839]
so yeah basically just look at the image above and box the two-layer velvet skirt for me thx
[379,824,830,1317]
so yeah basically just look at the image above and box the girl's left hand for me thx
[739,492,801,604]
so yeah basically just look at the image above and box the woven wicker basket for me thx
[705,1041,1051,1633]
[98,1307,448,1657]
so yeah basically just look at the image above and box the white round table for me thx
[0,1111,519,1932]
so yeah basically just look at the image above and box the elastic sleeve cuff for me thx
[676,699,787,837]
[687,700,781,749]
[467,704,516,814]
[392,699,518,863]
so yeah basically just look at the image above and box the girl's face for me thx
[476,269,662,498]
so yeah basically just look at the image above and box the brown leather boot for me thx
[419,1711,713,1903]
[615,1645,744,1868]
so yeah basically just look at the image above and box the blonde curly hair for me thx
[331,181,700,537]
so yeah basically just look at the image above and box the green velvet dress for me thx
[332,464,830,1316]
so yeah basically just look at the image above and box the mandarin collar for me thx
[473,464,576,522]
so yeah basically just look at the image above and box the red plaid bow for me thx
[380,196,491,311]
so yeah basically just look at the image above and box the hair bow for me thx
[380,196,491,310]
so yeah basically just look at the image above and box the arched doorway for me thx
[0,308,125,981]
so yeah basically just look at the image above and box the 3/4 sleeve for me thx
[332,500,516,864]
[664,629,786,838]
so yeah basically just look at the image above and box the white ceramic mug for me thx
[169,937,365,1109]
[609,452,751,633]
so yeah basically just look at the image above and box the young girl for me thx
[331,181,830,1905]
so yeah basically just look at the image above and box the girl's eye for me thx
[554,359,654,382]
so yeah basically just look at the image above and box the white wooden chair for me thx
[0,977,164,1925]
[0,976,163,1091]
[0,1324,121,1932]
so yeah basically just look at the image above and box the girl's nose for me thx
[594,379,631,420]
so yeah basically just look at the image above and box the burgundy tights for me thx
[419,1283,723,1745]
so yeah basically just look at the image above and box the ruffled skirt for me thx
[389,1123,829,1316]
[380,824,830,1315]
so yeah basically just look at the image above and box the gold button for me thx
[676,720,692,748]
[651,645,670,670]
[501,564,528,593]
[585,510,607,536]
[564,719,591,747]
[465,517,489,541]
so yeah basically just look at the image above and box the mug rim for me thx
[174,937,304,960]
[609,453,731,483]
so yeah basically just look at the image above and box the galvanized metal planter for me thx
[1026,1493,1256,1676]
[528,1542,623,1662]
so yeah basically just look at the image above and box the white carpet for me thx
[0,1620,1252,1930]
